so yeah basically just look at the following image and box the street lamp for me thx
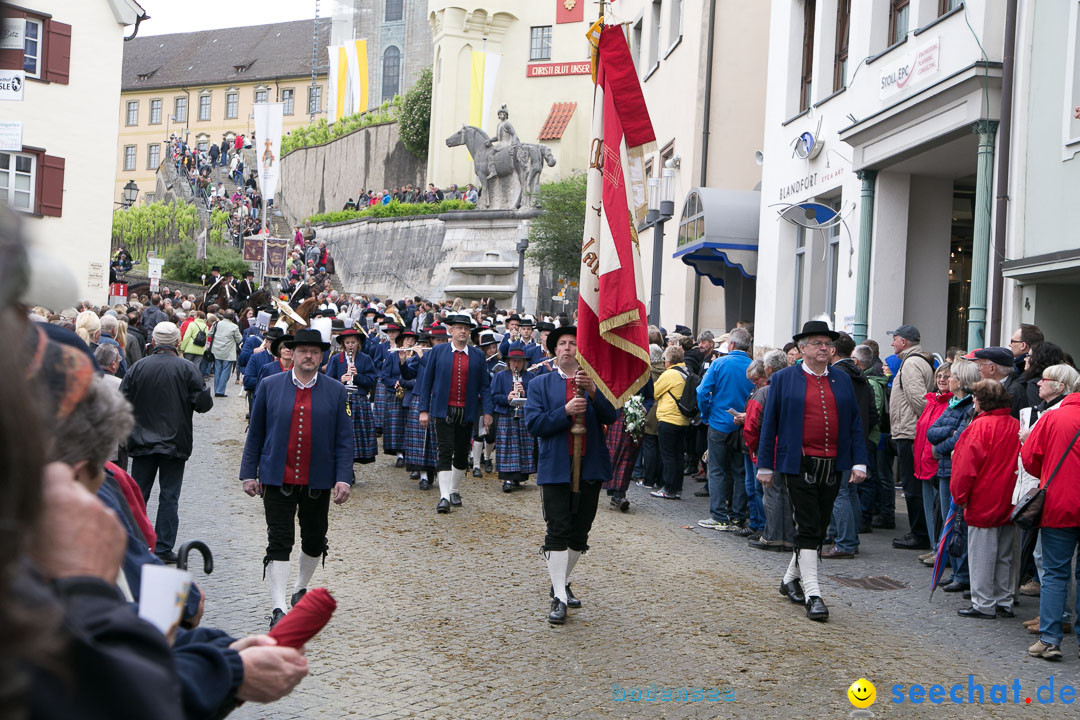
[647,167,676,326]
[516,220,530,314]
[122,180,140,208]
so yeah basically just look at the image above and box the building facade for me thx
[2,0,145,304]
[999,0,1080,354]
[755,0,1005,352]
[331,0,433,108]
[426,0,594,190]
[116,19,329,205]
[617,0,770,333]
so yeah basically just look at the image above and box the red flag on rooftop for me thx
[576,20,654,407]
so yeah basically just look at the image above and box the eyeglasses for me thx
[803,340,832,348]
[1009,339,1024,345]
[1039,377,1061,384]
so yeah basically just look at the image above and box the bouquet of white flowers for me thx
[623,394,646,443]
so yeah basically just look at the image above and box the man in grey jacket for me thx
[210,309,243,398]
[886,324,935,550]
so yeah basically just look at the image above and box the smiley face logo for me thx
[848,678,876,709]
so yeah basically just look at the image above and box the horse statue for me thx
[515,143,557,208]
[445,126,523,210]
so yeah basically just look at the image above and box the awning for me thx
[672,188,760,286]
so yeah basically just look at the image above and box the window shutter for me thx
[0,10,27,70]
[44,20,71,84]
[38,154,65,217]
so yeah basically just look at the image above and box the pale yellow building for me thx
[115,19,329,205]
[426,1,595,188]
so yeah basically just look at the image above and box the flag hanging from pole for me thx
[576,22,655,407]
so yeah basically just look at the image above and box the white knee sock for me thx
[295,552,320,595]
[485,441,495,460]
[438,470,452,500]
[782,552,800,584]
[546,551,569,603]
[420,471,428,481]
[267,560,290,612]
[566,549,581,580]
[451,467,465,494]
[397,452,403,460]
[799,549,821,598]
[472,442,483,469]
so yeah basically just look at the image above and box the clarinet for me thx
[344,351,355,416]
[512,370,524,419]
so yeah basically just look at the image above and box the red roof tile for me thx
[538,101,577,141]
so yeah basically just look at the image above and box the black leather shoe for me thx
[780,579,805,604]
[449,492,462,507]
[484,459,493,473]
[155,550,179,565]
[436,498,451,513]
[503,480,514,493]
[394,457,405,468]
[892,533,931,550]
[805,596,829,621]
[942,581,970,593]
[550,584,582,609]
[693,489,709,497]
[269,608,286,629]
[958,606,996,619]
[419,477,431,490]
[749,538,783,551]
[472,467,483,478]
[409,471,420,480]
[997,606,1015,618]
[548,598,567,624]
[618,497,630,512]
[290,588,306,608]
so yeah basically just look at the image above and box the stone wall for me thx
[316,209,554,313]
[277,121,425,225]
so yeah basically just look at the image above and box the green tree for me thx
[528,173,587,282]
[399,66,432,161]
[162,241,249,284]
[112,200,199,261]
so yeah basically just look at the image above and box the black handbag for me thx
[1011,424,1080,530]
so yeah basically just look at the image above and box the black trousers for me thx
[131,454,187,555]
[435,410,473,471]
[783,464,841,550]
[263,484,331,562]
[541,480,602,552]
[657,421,686,494]
[894,439,928,542]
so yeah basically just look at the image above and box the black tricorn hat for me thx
[792,320,839,343]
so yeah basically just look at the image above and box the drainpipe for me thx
[691,0,717,333]
[967,120,1000,350]
[988,0,1018,346]
[852,169,877,343]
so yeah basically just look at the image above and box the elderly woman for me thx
[925,359,981,591]
[1018,363,1080,656]
[650,345,689,500]
[951,380,1021,620]
[743,350,790,550]
[913,363,953,565]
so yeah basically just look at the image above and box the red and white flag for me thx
[576,22,654,407]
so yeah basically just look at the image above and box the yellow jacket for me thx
[654,363,689,426]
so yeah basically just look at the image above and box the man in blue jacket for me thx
[696,327,754,531]
[240,329,354,628]
[756,321,867,622]
[525,326,616,625]
[417,312,493,514]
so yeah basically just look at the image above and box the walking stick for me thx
[570,379,586,514]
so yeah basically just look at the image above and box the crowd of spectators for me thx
[342,182,478,210]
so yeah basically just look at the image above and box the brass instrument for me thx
[510,369,526,419]
[343,350,356,416]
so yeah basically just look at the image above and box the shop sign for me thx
[526,61,591,78]
[880,37,940,101]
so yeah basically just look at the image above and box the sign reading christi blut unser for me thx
[526,61,591,78]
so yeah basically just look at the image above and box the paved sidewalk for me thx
[144,392,1068,718]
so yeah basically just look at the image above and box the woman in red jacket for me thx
[951,380,1020,620]
[1021,381,1080,660]
[913,363,952,564]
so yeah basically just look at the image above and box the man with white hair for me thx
[121,321,214,564]
[98,313,128,378]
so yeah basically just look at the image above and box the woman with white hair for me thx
[75,310,101,350]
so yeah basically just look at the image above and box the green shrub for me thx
[305,198,473,225]
[281,104,401,155]
[162,241,250,284]
[399,67,432,161]
[528,174,587,282]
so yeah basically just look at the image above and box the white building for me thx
[613,0,770,333]
[1,0,146,304]
[755,0,1005,351]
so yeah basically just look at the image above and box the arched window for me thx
[385,0,403,22]
[382,46,401,100]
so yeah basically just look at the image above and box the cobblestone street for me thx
[147,392,1073,719]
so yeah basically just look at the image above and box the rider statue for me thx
[486,105,520,180]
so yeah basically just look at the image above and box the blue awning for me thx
[672,188,760,287]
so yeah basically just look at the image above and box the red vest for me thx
[448,349,469,407]
[801,372,838,458]
[283,387,313,485]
